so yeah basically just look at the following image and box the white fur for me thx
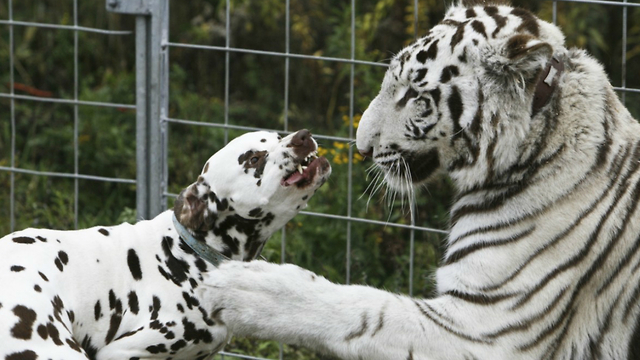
[0,130,330,359]
[203,4,640,360]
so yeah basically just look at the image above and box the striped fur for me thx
[204,2,640,359]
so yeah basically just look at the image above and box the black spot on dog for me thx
[104,291,123,344]
[10,265,24,272]
[12,236,35,244]
[81,335,99,359]
[127,249,143,281]
[54,251,68,272]
[46,322,63,345]
[195,258,207,273]
[157,265,171,281]
[10,305,37,340]
[98,228,110,236]
[115,327,143,341]
[302,195,309,201]
[105,312,122,344]
[66,338,83,352]
[128,291,140,315]
[161,236,190,285]
[55,258,64,272]
[261,138,267,143]
[108,290,122,313]
[50,296,66,328]
[214,197,229,212]
[150,296,162,320]
[94,300,102,321]
[34,284,41,292]
[67,310,75,323]
[171,339,188,351]
[37,324,48,340]
[146,343,168,354]
[182,317,213,344]
[182,292,200,310]
[249,208,264,218]
[5,350,37,360]
[35,235,46,242]
[59,251,68,264]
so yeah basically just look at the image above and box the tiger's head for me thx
[356,1,566,193]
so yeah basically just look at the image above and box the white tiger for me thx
[203,1,640,359]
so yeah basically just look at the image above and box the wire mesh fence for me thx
[1,1,639,359]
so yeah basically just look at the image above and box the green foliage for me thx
[0,1,638,358]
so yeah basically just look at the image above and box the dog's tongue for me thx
[284,171,305,186]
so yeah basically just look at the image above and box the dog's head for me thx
[174,129,331,236]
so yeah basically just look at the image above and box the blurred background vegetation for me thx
[0,1,639,359]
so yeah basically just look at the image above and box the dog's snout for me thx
[290,129,311,147]
[288,129,316,157]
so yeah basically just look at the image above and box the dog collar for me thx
[172,213,229,267]
[531,56,564,117]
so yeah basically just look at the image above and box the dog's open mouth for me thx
[281,151,330,188]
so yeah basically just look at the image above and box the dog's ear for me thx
[173,178,218,232]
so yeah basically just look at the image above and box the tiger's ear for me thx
[482,34,553,84]
[173,179,218,232]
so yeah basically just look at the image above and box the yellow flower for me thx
[333,141,346,150]
[317,147,328,157]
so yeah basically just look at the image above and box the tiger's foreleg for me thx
[201,260,491,360]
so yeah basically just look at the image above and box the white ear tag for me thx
[544,66,558,86]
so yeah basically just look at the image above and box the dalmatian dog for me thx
[0,129,330,360]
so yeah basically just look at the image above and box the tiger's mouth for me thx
[282,151,331,189]
[376,149,440,186]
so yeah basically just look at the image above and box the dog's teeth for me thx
[297,164,303,174]
[302,166,308,170]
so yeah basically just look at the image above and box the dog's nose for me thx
[290,129,311,147]
[288,129,315,158]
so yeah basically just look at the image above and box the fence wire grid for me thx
[1,1,639,359]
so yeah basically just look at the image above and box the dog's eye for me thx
[250,156,260,164]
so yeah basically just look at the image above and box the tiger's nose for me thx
[358,148,373,158]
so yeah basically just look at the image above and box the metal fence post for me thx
[106,0,169,220]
